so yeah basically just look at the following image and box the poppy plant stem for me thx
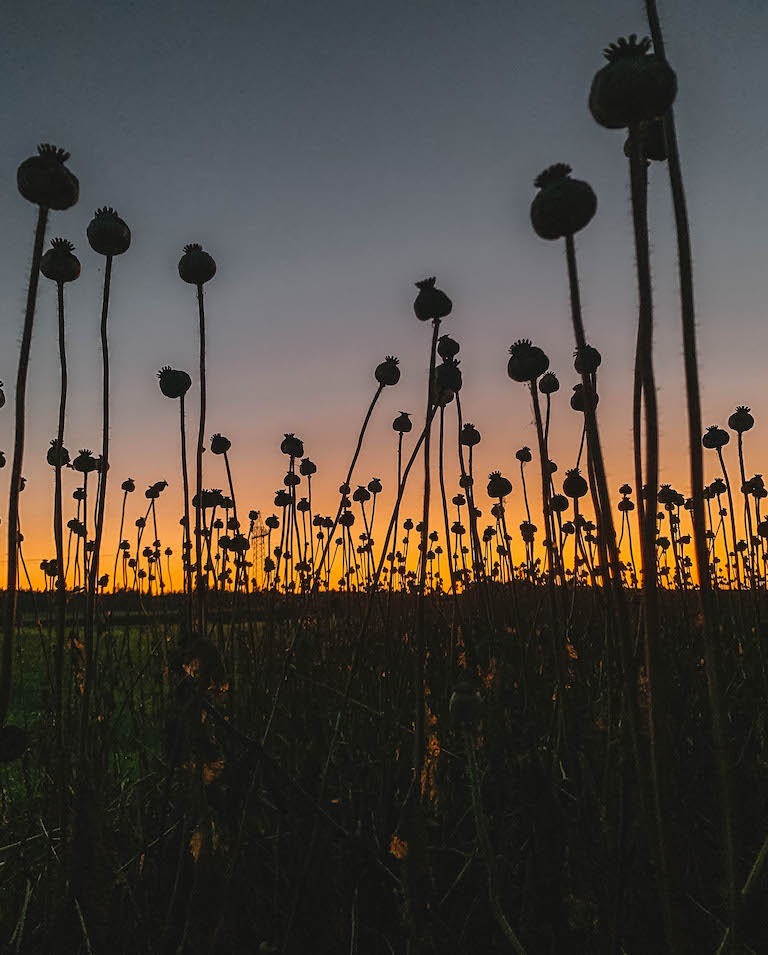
[179,395,192,621]
[195,283,207,631]
[53,280,68,738]
[0,204,48,731]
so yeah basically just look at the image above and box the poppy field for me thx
[1,3,767,954]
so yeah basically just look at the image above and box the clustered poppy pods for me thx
[589,35,677,130]
[413,277,452,322]
[530,164,597,240]
[17,144,79,210]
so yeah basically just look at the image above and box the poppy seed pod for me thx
[0,451,5,468]
[87,207,131,256]
[368,477,382,495]
[570,382,599,412]
[460,422,481,447]
[352,486,371,504]
[574,344,602,375]
[157,366,192,399]
[393,412,412,434]
[589,35,677,130]
[274,489,291,508]
[487,470,513,500]
[507,339,550,382]
[530,163,597,240]
[413,277,452,322]
[619,483,632,496]
[563,467,589,499]
[339,511,355,528]
[403,518,414,531]
[539,372,560,395]
[178,243,216,285]
[211,433,231,455]
[433,358,462,398]
[72,449,99,474]
[47,439,69,468]
[624,119,668,162]
[550,493,569,513]
[299,457,317,476]
[702,426,729,450]
[516,447,532,464]
[437,334,460,360]
[375,356,401,387]
[618,498,635,512]
[265,515,279,529]
[728,406,754,434]
[280,433,304,458]
[40,238,81,284]
[121,478,135,493]
[0,383,4,409]
[17,144,79,210]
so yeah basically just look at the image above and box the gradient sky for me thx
[1,0,767,585]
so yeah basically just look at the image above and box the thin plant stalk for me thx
[0,205,48,731]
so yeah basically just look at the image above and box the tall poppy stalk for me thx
[40,238,80,736]
[0,145,78,733]
[178,243,217,631]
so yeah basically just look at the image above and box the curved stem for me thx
[195,283,207,631]
[53,280,67,737]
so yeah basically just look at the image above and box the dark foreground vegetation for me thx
[0,586,766,954]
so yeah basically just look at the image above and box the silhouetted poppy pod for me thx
[619,483,632,496]
[403,518,414,531]
[702,426,729,450]
[448,682,483,729]
[433,358,462,397]
[562,521,575,535]
[210,433,231,455]
[0,724,28,764]
[574,344,602,375]
[539,372,559,396]
[87,207,131,256]
[530,164,597,240]
[339,511,355,527]
[393,412,412,434]
[265,515,279,529]
[368,477,382,495]
[72,449,98,473]
[413,277,452,322]
[375,356,401,387]
[295,497,310,514]
[563,468,589,499]
[283,471,299,488]
[40,237,81,284]
[618,498,635,512]
[17,144,79,210]
[281,433,304,457]
[589,35,677,130]
[73,487,86,501]
[657,484,674,506]
[300,458,317,477]
[178,243,216,285]
[0,451,5,468]
[456,423,480,449]
[157,366,191,401]
[437,334,460,360]
[507,340,549,382]
[487,470,512,500]
[274,489,291,508]
[520,521,537,542]
[452,494,466,507]
[710,478,727,496]
[459,474,473,490]
[570,382,599,412]
[229,533,249,554]
[0,382,4,409]
[47,439,69,468]
[515,447,532,464]
[353,486,371,504]
[121,478,135,493]
[728,406,754,434]
[624,119,667,162]
[550,493,569,513]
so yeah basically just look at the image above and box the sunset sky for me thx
[1,0,767,586]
